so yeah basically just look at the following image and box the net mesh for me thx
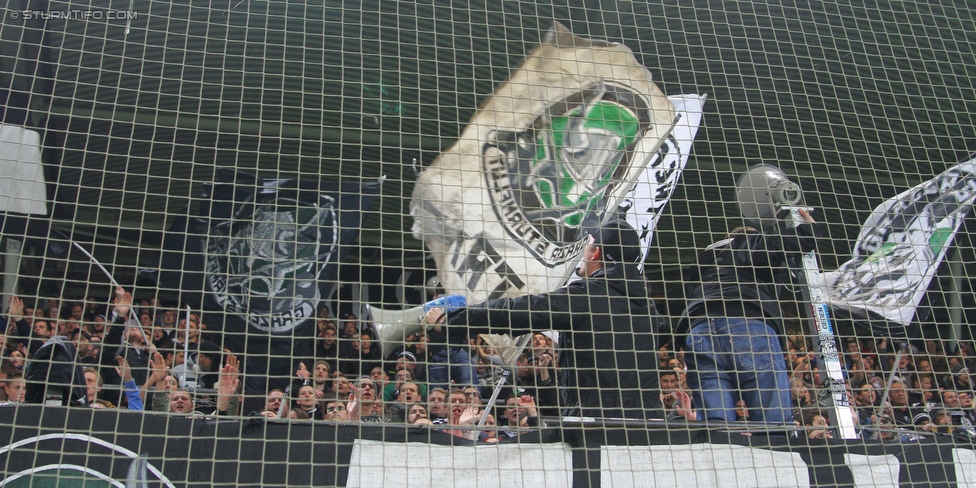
[1,0,976,485]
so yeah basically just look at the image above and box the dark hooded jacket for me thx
[675,222,820,348]
[445,263,662,419]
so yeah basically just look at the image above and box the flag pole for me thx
[478,333,533,427]
[789,206,858,439]
[184,305,191,367]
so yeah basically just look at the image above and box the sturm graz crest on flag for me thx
[204,197,338,333]
[483,80,655,266]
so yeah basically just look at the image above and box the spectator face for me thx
[450,392,467,424]
[735,400,748,419]
[324,401,347,421]
[314,362,331,382]
[890,382,908,406]
[8,351,24,370]
[396,358,416,374]
[369,366,386,385]
[395,369,412,386]
[140,314,153,328]
[71,304,84,320]
[169,391,193,413]
[917,360,932,372]
[297,386,316,410]
[856,385,876,407]
[320,326,337,347]
[806,414,831,439]
[399,382,421,404]
[47,306,59,319]
[898,356,910,369]
[407,404,428,424]
[429,390,448,418]
[660,373,679,396]
[532,333,550,351]
[127,327,145,346]
[359,333,373,352]
[960,392,974,409]
[463,387,481,408]
[333,376,351,396]
[265,390,285,413]
[89,338,101,359]
[917,376,934,401]
[4,377,25,403]
[343,317,357,337]
[504,397,526,426]
[33,320,51,339]
[84,371,100,403]
[162,376,178,391]
[356,379,376,402]
[483,414,498,440]
[162,310,176,327]
[944,391,960,408]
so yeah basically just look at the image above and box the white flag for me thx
[825,158,976,327]
[620,94,706,264]
[411,23,676,303]
[0,124,47,216]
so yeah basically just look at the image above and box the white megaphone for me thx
[368,294,467,357]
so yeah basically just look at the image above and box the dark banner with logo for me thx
[157,169,381,379]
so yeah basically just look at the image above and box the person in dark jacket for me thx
[676,208,819,424]
[425,219,661,420]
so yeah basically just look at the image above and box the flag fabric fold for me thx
[824,158,976,334]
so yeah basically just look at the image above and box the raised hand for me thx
[150,352,168,383]
[7,296,24,320]
[113,286,132,319]
[673,389,697,421]
[518,394,537,418]
[296,362,310,380]
[117,355,133,383]
[458,405,480,425]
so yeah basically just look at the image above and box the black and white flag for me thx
[825,158,976,329]
[620,94,706,264]
[411,23,676,302]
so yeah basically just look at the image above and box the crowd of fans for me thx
[2,286,975,442]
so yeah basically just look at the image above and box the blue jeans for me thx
[686,318,792,424]
[428,348,473,390]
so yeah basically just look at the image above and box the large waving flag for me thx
[157,169,381,380]
[824,158,976,334]
[410,23,676,303]
[620,94,706,264]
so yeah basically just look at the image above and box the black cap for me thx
[587,218,643,264]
